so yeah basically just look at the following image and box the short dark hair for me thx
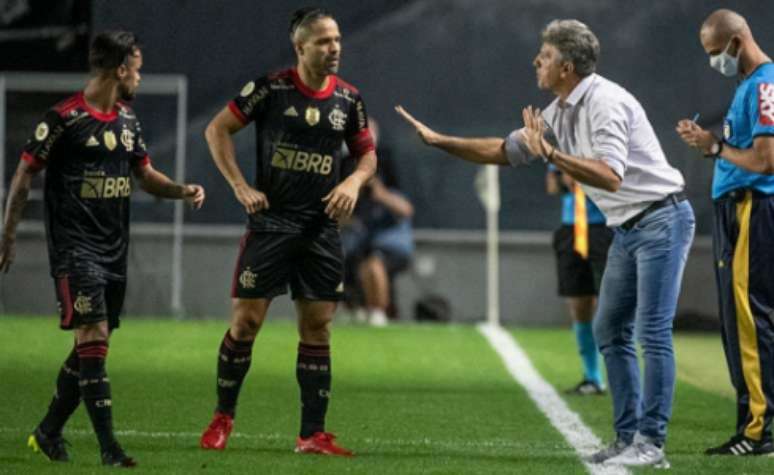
[89,31,140,71]
[289,7,333,42]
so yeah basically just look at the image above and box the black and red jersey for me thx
[22,92,151,280]
[228,68,375,233]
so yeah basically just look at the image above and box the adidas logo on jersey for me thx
[284,106,299,117]
[86,136,99,147]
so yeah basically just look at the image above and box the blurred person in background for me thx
[677,8,774,456]
[0,31,205,468]
[397,18,694,468]
[341,118,414,326]
[546,166,611,395]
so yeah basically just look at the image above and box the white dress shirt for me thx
[504,73,685,226]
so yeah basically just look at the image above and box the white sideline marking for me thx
[478,323,630,475]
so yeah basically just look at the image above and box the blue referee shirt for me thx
[548,165,607,225]
[712,63,774,199]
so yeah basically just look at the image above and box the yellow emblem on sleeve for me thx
[240,81,256,97]
[35,122,49,141]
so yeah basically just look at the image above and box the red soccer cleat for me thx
[295,432,353,457]
[200,412,233,450]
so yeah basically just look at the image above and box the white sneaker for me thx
[585,438,631,464]
[368,309,388,327]
[604,433,670,469]
[353,308,368,324]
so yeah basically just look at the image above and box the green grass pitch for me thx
[0,316,771,474]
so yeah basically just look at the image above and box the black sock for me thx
[296,343,331,438]
[38,345,81,437]
[215,330,254,416]
[76,340,116,452]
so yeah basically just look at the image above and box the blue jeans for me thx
[593,200,695,444]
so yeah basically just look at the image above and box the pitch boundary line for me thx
[478,323,630,475]
[0,427,579,451]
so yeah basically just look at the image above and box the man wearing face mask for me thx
[677,8,774,456]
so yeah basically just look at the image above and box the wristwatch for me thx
[705,140,724,157]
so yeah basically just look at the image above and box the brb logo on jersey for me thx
[271,145,333,175]
[759,83,774,126]
[80,171,132,199]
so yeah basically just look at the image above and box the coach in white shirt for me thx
[396,19,695,468]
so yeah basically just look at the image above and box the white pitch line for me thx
[0,427,554,451]
[478,323,630,475]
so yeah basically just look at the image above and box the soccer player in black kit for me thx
[0,32,205,467]
[199,8,376,456]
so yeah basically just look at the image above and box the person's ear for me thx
[729,35,742,56]
[561,61,574,77]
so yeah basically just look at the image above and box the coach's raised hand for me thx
[395,105,443,145]
[521,106,551,158]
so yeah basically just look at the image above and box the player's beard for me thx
[325,56,340,74]
[118,83,136,102]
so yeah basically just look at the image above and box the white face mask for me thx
[709,38,740,77]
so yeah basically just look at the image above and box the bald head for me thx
[701,9,750,47]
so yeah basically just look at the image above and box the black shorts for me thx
[54,274,126,331]
[553,224,613,297]
[231,229,344,301]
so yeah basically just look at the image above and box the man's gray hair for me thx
[541,19,600,77]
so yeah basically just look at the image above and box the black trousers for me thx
[713,190,774,441]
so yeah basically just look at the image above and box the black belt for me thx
[620,192,687,231]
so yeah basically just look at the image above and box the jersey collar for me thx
[290,67,337,100]
[77,92,118,122]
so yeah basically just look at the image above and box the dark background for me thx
[3,0,773,233]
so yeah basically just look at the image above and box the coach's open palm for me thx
[522,106,551,158]
[395,105,442,145]
[234,182,269,215]
[323,177,359,220]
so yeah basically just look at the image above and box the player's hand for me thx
[183,184,205,210]
[233,183,269,215]
[395,105,443,145]
[0,235,16,273]
[676,119,717,155]
[322,177,360,220]
[522,106,552,158]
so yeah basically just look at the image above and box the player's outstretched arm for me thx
[132,163,205,209]
[395,105,508,165]
[0,160,38,272]
[205,106,269,214]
